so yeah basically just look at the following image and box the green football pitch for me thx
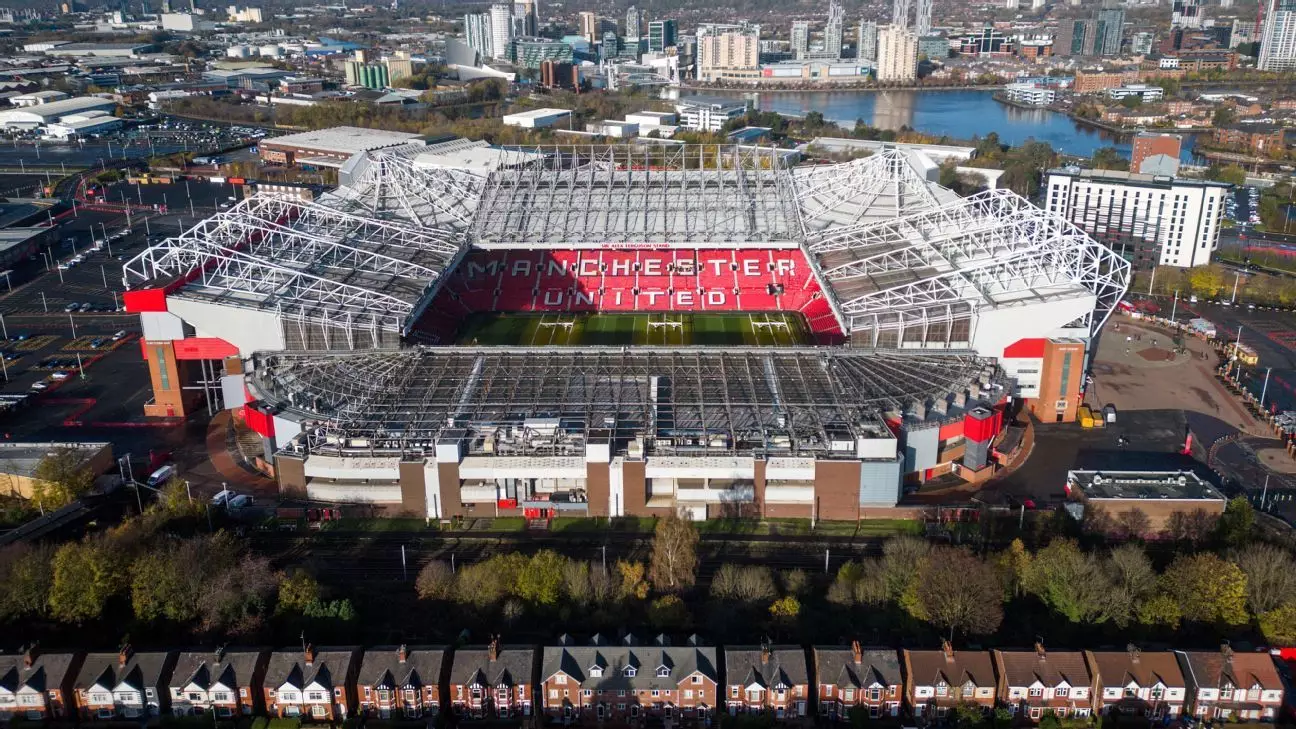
[455,312,812,347]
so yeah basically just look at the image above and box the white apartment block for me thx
[489,3,514,60]
[1259,0,1296,70]
[674,96,748,132]
[697,31,759,82]
[1003,82,1055,106]
[876,25,917,83]
[1045,168,1228,269]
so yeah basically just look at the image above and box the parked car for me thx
[211,488,238,506]
[112,330,128,340]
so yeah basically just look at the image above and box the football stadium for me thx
[121,141,1130,520]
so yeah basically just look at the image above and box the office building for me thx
[1054,18,1097,56]
[857,20,878,61]
[876,24,917,82]
[625,6,641,40]
[791,20,810,58]
[1130,133,1182,173]
[697,30,760,81]
[512,37,573,68]
[1003,82,1055,105]
[1045,168,1228,269]
[1131,30,1154,54]
[825,0,844,58]
[1096,5,1125,55]
[511,1,537,38]
[490,3,514,60]
[578,11,597,42]
[464,11,492,60]
[1259,0,1296,70]
[1172,0,1202,28]
[648,19,677,52]
[674,95,748,131]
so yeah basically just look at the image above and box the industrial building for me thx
[1065,469,1227,534]
[258,126,425,168]
[0,96,117,130]
[502,108,572,129]
[121,141,1129,520]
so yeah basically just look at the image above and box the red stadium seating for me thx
[426,246,845,337]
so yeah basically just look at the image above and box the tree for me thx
[917,546,1004,638]
[1104,543,1157,627]
[647,594,689,631]
[49,537,128,622]
[1024,539,1109,624]
[1113,509,1152,541]
[456,560,510,608]
[1215,497,1255,548]
[649,513,698,592]
[31,447,96,509]
[1258,603,1296,645]
[195,553,277,634]
[1165,508,1218,545]
[616,560,649,600]
[1165,553,1249,625]
[1232,543,1296,614]
[1206,164,1247,186]
[994,538,1031,598]
[277,571,321,615]
[769,595,801,621]
[0,543,53,621]
[1212,105,1237,128]
[515,550,566,606]
[1137,590,1182,630]
[880,535,930,618]
[712,564,777,603]
[415,560,456,601]
[156,477,202,518]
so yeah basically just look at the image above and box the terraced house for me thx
[167,648,267,718]
[541,635,719,724]
[1086,647,1186,718]
[0,646,79,721]
[814,644,902,721]
[449,640,533,719]
[903,643,997,719]
[994,644,1093,721]
[724,644,809,719]
[262,646,358,721]
[357,645,445,719]
[1176,646,1284,721]
[74,647,175,720]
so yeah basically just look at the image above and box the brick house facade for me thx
[1176,646,1284,721]
[724,644,809,719]
[0,646,80,721]
[168,648,267,718]
[1087,647,1186,719]
[903,643,997,720]
[994,644,1094,722]
[74,646,176,721]
[262,646,358,721]
[449,640,534,719]
[358,645,445,719]
[814,643,902,721]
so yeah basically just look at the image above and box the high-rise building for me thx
[1054,18,1097,55]
[647,19,677,52]
[1045,168,1227,270]
[791,20,810,58]
[489,3,514,59]
[876,24,917,81]
[825,0,844,57]
[1131,30,1154,53]
[464,11,492,59]
[625,5,641,40]
[578,10,597,42]
[511,0,537,37]
[857,20,878,61]
[696,29,759,81]
[1172,0,1202,28]
[1259,0,1296,70]
[1005,0,1020,10]
[914,0,932,35]
[1095,5,1125,55]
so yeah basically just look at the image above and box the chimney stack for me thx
[1127,644,1140,663]
[941,639,954,662]
[488,637,499,663]
[215,644,226,663]
[118,644,132,667]
[852,640,862,666]
[760,641,771,665]
[1034,639,1046,661]
[304,644,316,666]
[21,643,38,669]
[1221,642,1234,662]
[398,645,408,664]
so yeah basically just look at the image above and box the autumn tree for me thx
[515,550,566,606]
[276,571,322,615]
[415,560,456,601]
[1104,543,1158,627]
[994,538,1032,598]
[1258,603,1296,645]
[1166,553,1249,625]
[1232,543,1296,614]
[648,594,689,631]
[649,513,699,592]
[1165,509,1218,546]
[769,595,801,621]
[1215,497,1255,548]
[49,536,128,622]
[0,542,53,621]
[880,535,930,618]
[1024,539,1109,624]
[712,564,777,603]
[616,560,650,600]
[917,546,1004,639]
[30,447,96,509]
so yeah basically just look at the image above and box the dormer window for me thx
[962,681,975,695]
[590,667,603,678]
[1221,684,1234,700]
[657,667,670,678]
[935,682,948,697]
[624,667,636,678]
[1056,687,1069,698]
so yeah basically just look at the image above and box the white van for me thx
[146,465,175,487]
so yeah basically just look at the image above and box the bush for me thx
[267,718,301,729]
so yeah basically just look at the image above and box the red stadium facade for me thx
[422,247,843,341]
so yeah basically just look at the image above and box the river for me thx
[704,88,1199,161]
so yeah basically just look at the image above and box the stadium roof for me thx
[250,347,1005,457]
[260,125,424,156]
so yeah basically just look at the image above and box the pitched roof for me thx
[905,649,996,688]
[262,647,357,689]
[0,651,79,695]
[814,647,901,689]
[74,651,175,692]
[169,648,267,691]
[995,649,1091,688]
[724,646,809,688]
[541,642,718,691]
[1176,650,1282,691]
[1087,650,1185,689]
[450,645,534,688]
[359,646,446,690]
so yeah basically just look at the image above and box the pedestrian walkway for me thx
[205,410,275,493]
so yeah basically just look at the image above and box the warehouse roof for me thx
[0,95,115,122]
[261,125,424,156]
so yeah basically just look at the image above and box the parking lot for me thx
[0,116,269,171]
[1188,301,1296,415]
